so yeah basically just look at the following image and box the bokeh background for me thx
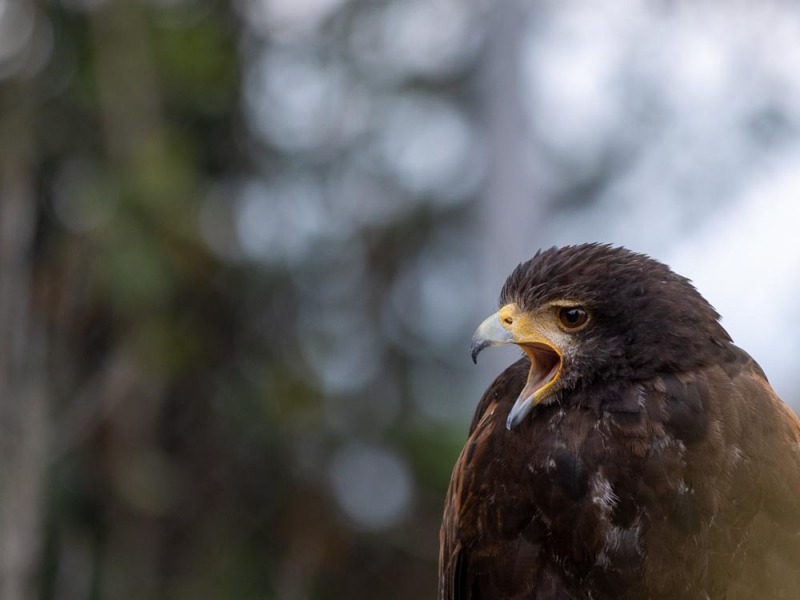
[1,0,800,598]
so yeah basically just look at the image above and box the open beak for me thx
[470,306,563,430]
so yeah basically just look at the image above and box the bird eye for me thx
[558,306,588,330]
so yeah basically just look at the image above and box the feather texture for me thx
[440,246,800,599]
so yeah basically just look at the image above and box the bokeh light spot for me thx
[328,442,414,531]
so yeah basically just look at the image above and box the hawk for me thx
[439,244,800,599]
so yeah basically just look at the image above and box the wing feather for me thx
[439,358,528,600]
[439,345,800,599]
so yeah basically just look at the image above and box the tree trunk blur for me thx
[0,80,49,600]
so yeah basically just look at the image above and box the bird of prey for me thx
[439,244,800,600]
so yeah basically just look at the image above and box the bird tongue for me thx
[520,362,558,402]
[506,346,561,429]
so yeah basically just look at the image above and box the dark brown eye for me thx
[558,306,588,329]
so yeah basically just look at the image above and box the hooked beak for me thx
[470,313,513,364]
[470,305,563,430]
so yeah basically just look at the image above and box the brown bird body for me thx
[440,244,800,599]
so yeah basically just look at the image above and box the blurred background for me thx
[1,0,800,598]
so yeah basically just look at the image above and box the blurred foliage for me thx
[0,0,485,598]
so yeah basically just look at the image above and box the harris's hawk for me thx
[439,244,800,599]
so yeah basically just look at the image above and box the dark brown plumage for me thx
[440,244,800,599]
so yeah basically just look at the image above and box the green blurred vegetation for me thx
[0,1,481,598]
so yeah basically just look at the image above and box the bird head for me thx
[470,244,731,430]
